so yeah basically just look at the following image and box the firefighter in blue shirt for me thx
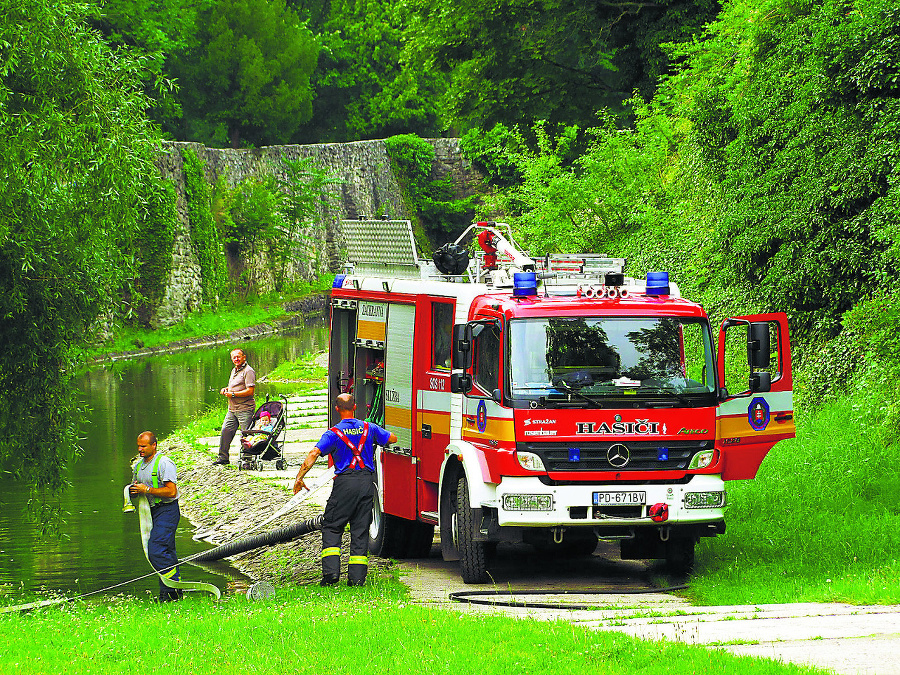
[294,393,396,586]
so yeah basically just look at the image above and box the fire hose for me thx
[188,515,323,563]
[0,469,334,613]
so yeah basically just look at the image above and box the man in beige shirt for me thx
[215,348,256,465]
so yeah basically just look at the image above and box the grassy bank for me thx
[692,387,900,606]
[0,584,821,674]
[89,278,333,358]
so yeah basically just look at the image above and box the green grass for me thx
[0,582,822,674]
[264,350,327,382]
[689,389,900,606]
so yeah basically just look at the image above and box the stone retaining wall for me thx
[152,138,480,327]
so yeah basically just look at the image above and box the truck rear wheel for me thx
[456,475,490,583]
[368,492,405,558]
[368,492,435,558]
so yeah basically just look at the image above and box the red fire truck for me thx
[327,219,795,582]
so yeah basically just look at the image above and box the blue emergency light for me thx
[333,274,347,288]
[645,271,670,295]
[513,272,537,296]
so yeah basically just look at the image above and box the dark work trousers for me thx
[218,410,254,462]
[320,471,375,584]
[148,500,181,599]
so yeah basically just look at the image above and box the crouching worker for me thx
[130,431,183,602]
[293,393,397,586]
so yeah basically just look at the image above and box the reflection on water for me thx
[0,320,327,600]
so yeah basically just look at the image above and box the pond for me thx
[0,319,327,602]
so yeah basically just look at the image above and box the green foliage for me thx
[89,0,195,132]
[133,179,178,324]
[171,0,319,148]
[384,134,475,251]
[211,156,338,292]
[459,124,522,188]
[481,111,679,258]
[292,0,446,143]
[0,0,160,498]
[181,147,224,304]
[691,390,900,605]
[665,0,900,336]
[403,0,719,131]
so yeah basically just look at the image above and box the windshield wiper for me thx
[638,387,703,407]
[551,379,602,408]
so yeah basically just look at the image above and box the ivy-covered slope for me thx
[463,0,900,411]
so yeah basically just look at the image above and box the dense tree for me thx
[89,0,202,134]
[668,0,900,334]
[403,0,720,131]
[0,0,161,506]
[171,0,319,148]
[291,0,446,142]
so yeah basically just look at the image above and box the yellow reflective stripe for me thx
[348,556,368,566]
[160,567,179,579]
[321,547,341,559]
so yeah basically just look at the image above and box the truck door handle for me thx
[421,423,432,439]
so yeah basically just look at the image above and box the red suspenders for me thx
[331,422,370,470]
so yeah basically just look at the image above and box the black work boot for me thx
[319,575,340,587]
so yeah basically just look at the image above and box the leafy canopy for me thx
[172,0,319,148]
[0,0,161,505]
[403,0,719,131]
[292,0,446,143]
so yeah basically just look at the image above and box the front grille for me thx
[519,440,710,472]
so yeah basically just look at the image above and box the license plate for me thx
[593,491,646,506]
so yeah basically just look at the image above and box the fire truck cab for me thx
[327,219,795,583]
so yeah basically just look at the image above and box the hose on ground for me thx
[449,584,689,610]
[187,515,324,563]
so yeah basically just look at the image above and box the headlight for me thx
[502,494,553,511]
[684,491,727,509]
[517,451,546,471]
[688,449,715,470]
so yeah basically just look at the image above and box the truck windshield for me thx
[508,316,716,407]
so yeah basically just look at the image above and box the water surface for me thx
[0,321,326,600]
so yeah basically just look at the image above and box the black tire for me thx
[367,492,407,558]
[456,475,490,583]
[275,458,287,471]
[404,521,436,558]
[664,538,695,575]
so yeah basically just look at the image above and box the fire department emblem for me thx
[476,399,488,433]
[748,397,770,431]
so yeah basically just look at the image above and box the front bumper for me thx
[493,474,726,528]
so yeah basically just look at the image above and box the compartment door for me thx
[381,302,417,519]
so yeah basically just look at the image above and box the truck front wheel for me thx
[664,538,695,576]
[456,475,490,583]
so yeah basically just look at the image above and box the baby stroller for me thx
[238,394,288,471]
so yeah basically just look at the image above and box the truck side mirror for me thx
[750,371,771,393]
[748,322,770,369]
[450,372,472,394]
[451,323,470,370]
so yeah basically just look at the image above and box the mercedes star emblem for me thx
[607,443,630,468]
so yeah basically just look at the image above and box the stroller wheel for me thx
[275,459,286,471]
[240,461,253,471]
